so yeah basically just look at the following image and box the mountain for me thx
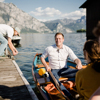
[53,23,73,33]
[0,2,52,33]
[76,16,86,23]
[0,2,86,34]
[43,16,86,33]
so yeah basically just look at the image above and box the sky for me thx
[0,0,86,22]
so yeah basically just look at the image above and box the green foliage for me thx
[77,29,86,32]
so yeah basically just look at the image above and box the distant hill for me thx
[43,16,86,33]
[0,2,52,33]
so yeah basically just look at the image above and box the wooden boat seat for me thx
[59,77,68,82]
[68,65,87,69]
[36,62,49,68]
[82,65,87,69]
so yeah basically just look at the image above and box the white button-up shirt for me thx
[41,44,78,69]
[0,24,14,39]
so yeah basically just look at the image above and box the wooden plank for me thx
[13,60,38,100]
[59,77,68,82]
[0,57,38,100]
[36,62,49,68]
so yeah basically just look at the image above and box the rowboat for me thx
[32,53,85,100]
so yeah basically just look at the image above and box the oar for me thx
[48,71,70,100]
[18,52,37,54]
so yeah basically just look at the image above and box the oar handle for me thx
[48,71,70,100]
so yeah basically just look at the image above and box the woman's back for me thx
[76,63,100,100]
[76,40,100,100]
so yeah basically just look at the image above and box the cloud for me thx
[0,0,5,2]
[38,18,55,22]
[29,7,61,17]
[29,7,86,21]
[61,9,86,20]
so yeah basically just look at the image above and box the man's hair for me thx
[13,28,20,36]
[55,32,64,39]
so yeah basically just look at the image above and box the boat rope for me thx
[48,71,70,100]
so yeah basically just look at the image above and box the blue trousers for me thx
[50,67,78,97]
[0,34,8,56]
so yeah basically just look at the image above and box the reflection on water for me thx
[14,32,86,91]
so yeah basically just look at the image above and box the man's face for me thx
[55,34,64,47]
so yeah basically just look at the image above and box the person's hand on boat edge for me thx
[76,64,82,70]
[46,66,51,72]
[74,59,82,70]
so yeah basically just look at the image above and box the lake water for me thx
[14,32,86,97]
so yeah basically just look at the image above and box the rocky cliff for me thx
[0,2,52,33]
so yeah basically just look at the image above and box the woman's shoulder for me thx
[76,63,93,76]
[76,68,85,75]
[76,66,89,78]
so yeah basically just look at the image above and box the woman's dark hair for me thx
[83,40,100,72]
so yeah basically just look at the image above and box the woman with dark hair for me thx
[75,40,100,100]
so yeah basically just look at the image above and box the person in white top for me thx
[0,24,20,56]
[41,32,82,99]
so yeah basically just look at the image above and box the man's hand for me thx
[74,58,82,70]
[8,37,18,56]
[12,49,18,56]
[13,51,18,56]
[46,66,51,72]
[76,64,82,70]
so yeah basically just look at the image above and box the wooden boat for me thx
[32,53,86,100]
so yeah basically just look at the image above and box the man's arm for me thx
[41,57,51,72]
[8,37,18,56]
[74,58,82,69]
[68,47,82,69]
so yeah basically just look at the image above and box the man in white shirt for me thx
[41,32,82,99]
[0,24,20,56]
